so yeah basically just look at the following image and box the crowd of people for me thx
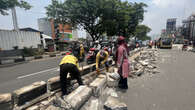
[59,36,130,95]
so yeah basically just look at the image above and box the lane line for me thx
[17,67,59,79]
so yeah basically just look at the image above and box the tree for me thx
[102,1,147,40]
[45,0,147,41]
[46,0,106,41]
[0,0,31,15]
[134,25,151,41]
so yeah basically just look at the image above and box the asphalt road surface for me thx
[0,56,87,93]
[118,49,195,110]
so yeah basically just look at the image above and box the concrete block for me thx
[81,98,100,110]
[104,96,127,110]
[0,93,13,110]
[49,96,72,110]
[26,105,39,110]
[0,59,14,64]
[13,81,47,106]
[14,58,25,63]
[24,57,34,61]
[42,55,50,58]
[89,75,107,97]
[47,76,60,92]
[49,54,56,57]
[80,65,91,75]
[82,72,97,85]
[106,73,119,87]
[45,105,61,110]
[34,55,43,59]
[56,54,61,57]
[65,86,92,110]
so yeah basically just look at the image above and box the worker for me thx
[96,47,109,74]
[79,43,85,62]
[116,36,130,89]
[59,50,83,95]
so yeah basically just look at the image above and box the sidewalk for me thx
[117,49,195,110]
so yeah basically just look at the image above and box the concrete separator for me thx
[0,93,13,110]
[24,57,34,61]
[0,59,14,65]
[12,81,47,106]
[89,74,107,97]
[65,86,92,110]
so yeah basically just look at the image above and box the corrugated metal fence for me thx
[0,30,41,50]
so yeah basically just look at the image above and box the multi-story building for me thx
[166,18,177,35]
[37,18,78,41]
[182,14,195,41]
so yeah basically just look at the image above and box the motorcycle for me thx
[182,40,189,51]
[86,48,98,64]
[182,44,188,51]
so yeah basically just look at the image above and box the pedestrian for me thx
[96,47,109,74]
[155,40,157,48]
[59,50,83,95]
[116,36,130,89]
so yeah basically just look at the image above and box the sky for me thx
[1,0,195,38]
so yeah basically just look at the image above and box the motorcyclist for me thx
[96,47,109,74]
[94,40,101,50]
[59,50,83,95]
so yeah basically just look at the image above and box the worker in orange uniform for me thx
[96,48,109,74]
[59,51,83,95]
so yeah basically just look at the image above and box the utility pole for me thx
[11,7,19,31]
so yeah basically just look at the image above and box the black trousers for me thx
[118,67,128,89]
[60,63,83,95]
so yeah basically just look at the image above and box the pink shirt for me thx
[117,44,130,78]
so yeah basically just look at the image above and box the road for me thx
[118,49,195,110]
[0,56,88,93]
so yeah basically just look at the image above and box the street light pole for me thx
[11,7,19,31]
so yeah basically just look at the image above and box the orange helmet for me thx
[104,47,108,52]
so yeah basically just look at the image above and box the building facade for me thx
[166,18,177,35]
[37,18,78,41]
[182,14,195,41]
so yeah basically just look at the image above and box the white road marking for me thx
[17,67,59,79]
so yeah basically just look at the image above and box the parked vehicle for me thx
[182,40,189,51]
[159,37,173,49]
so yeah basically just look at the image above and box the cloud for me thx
[143,0,195,35]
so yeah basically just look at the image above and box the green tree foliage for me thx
[46,0,148,41]
[135,25,151,41]
[102,1,147,38]
[0,0,31,15]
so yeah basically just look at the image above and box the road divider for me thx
[0,93,13,110]
[12,81,47,106]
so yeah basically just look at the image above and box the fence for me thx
[0,30,41,51]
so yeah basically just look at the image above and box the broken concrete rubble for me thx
[104,96,127,110]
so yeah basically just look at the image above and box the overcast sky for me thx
[0,0,195,38]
